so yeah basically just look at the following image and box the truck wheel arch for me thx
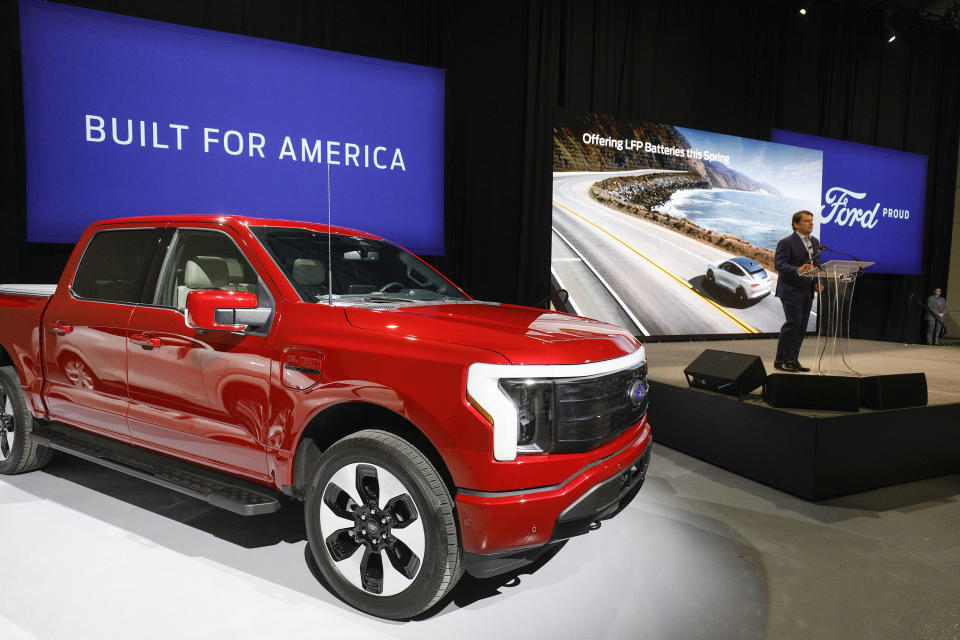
[0,344,25,389]
[0,345,12,370]
[288,401,457,503]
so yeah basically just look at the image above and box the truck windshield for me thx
[251,227,468,303]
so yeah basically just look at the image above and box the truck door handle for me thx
[45,321,73,336]
[129,332,162,348]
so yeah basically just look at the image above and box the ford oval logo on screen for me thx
[18,0,445,254]
[771,129,927,275]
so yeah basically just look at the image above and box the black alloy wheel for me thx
[304,430,462,619]
[0,366,52,475]
[0,386,15,461]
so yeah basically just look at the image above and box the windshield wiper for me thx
[355,295,413,303]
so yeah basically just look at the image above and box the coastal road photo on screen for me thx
[552,112,823,337]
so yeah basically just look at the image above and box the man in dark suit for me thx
[925,287,946,345]
[774,210,820,372]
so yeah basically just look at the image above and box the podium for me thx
[802,259,874,375]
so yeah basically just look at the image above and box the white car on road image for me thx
[705,256,772,303]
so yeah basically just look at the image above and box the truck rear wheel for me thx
[0,366,52,474]
[304,429,462,619]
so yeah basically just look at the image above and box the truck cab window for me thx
[153,229,260,310]
[71,228,162,304]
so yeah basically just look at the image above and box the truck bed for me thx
[0,284,56,415]
[0,284,57,297]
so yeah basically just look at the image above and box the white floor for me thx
[1,446,958,640]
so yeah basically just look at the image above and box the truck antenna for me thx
[327,162,333,306]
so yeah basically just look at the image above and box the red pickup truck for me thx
[0,215,651,619]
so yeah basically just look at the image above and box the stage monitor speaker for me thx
[860,373,927,410]
[764,374,860,412]
[683,349,766,398]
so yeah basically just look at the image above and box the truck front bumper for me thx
[456,421,651,578]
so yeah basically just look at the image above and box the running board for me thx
[32,423,282,516]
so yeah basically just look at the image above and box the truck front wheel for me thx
[0,366,52,475]
[304,429,462,619]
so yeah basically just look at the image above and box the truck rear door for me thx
[41,226,165,440]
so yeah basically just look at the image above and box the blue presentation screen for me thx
[18,0,445,254]
[771,129,927,275]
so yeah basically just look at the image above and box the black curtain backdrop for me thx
[2,0,958,343]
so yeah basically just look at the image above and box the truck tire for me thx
[0,366,53,475]
[304,429,462,619]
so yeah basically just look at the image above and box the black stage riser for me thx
[648,382,960,501]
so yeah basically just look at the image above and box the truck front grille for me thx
[553,363,648,453]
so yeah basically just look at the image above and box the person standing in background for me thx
[926,287,946,345]
[774,210,821,372]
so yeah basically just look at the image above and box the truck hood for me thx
[342,301,641,365]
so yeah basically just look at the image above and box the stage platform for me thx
[644,338,960,501]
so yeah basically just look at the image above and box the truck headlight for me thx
[498,379,555,453]
[466,347,647,462]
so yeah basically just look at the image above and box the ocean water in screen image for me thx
[655,189,812,251]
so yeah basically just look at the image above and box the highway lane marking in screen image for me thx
[552,228,649,335]
[552,200,759,334]
[550,267,584,316]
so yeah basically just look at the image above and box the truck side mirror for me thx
[186,290,258,332]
